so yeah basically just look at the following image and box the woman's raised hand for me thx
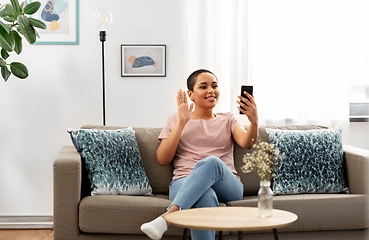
[177,89,193,124]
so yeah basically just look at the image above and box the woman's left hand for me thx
[237,92,258,124]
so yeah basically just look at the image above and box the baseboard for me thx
[0,215,53,229]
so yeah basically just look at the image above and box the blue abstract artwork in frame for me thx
[30,0,79,45]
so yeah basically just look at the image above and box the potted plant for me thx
[0,0,46,81]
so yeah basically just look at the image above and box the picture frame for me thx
[31,0,79,45]
[121,45,166,77]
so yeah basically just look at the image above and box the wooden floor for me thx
[0,229,53,240]
[0,228,367,240]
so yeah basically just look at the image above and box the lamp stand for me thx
[99,31,106,126]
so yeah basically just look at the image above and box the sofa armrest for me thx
[53,145,82,240]
[343,145,369,195]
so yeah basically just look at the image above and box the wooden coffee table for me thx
[164,207,298,240]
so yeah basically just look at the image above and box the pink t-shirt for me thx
[158,112,243,180]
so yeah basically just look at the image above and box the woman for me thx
[141,69,258,240]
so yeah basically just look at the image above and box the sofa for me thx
[53,124,369,240]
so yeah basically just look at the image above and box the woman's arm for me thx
[156,121,186,166]
[233,91,259,149]
[156,90,193,165]
[232,123,258,149]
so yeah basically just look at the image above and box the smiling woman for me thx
[186,70,220,117]
[141,69,258,240]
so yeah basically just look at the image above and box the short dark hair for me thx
[187,69,217,92]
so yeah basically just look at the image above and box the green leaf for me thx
[1,65,11,81]
[3,16,16,22]
[28,17,46,30]
[10,0,21,15]
[24,25,36,44]
[0,21,11,33]
[0,25,15,51]
[20,0,27,11]
[0,8,9,18]
[16,14,28,28]
[1,48,9,59]
[16,25,36,44]
[11,30,22,54]
[10,62,28,79]
[23,2,41,15]
[5,4,15,18]
[0,58,6,67]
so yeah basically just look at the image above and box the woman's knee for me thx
[192,188,219,208]
[169,177,187,201]
[196,156,224,168]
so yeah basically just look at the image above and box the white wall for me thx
[0,0,185,215]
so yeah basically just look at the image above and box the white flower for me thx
[242,140,285,181]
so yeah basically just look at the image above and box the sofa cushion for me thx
[79,194,184,236]
[81,125,174,195]
[226,194,369,231]
[133,127,174,195]
[235,125,328,196]
[69,127,152,196]
[266,127,349,195]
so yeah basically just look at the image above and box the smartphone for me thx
[239,85,253,114]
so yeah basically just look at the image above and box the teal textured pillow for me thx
[69,127,152,196]
[266,127,349,195]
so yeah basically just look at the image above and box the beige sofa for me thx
[53,125,369,240]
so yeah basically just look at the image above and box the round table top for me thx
[164,207,298,231]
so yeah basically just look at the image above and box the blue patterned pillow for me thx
[68,128,152,196]
[266,127,349,195]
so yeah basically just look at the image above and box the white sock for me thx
[140,216,168,240]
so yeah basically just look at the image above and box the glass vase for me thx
[258,180,273,218]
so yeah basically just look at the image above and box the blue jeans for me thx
[168,156,244,240]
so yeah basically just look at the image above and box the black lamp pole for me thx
[100,31,106,126]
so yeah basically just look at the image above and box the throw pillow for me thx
[68,127,152,196]
[266,127,349,195]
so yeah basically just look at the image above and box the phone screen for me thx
[240,85,253,114]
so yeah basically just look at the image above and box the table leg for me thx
[238,231,243,240]
[273,228,279,240]
[218,231,222,240]
[182,228,187,240]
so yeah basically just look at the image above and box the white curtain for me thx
[183,0,355,143]
[248,0,357,143]
[183,0,248,119]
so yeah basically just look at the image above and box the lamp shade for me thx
[93,7,113,31]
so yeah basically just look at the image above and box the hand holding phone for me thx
[239,85,253,114]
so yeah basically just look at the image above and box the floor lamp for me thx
[93,8,113,126]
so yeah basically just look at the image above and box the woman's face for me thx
[187,72,220,109]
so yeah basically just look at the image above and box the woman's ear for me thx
[187,90,194,102]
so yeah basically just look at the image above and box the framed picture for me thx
[121,45,166,77]
[31,0,79,45]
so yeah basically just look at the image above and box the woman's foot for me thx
[140,216,168,240]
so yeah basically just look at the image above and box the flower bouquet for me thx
[241,140,285,217]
